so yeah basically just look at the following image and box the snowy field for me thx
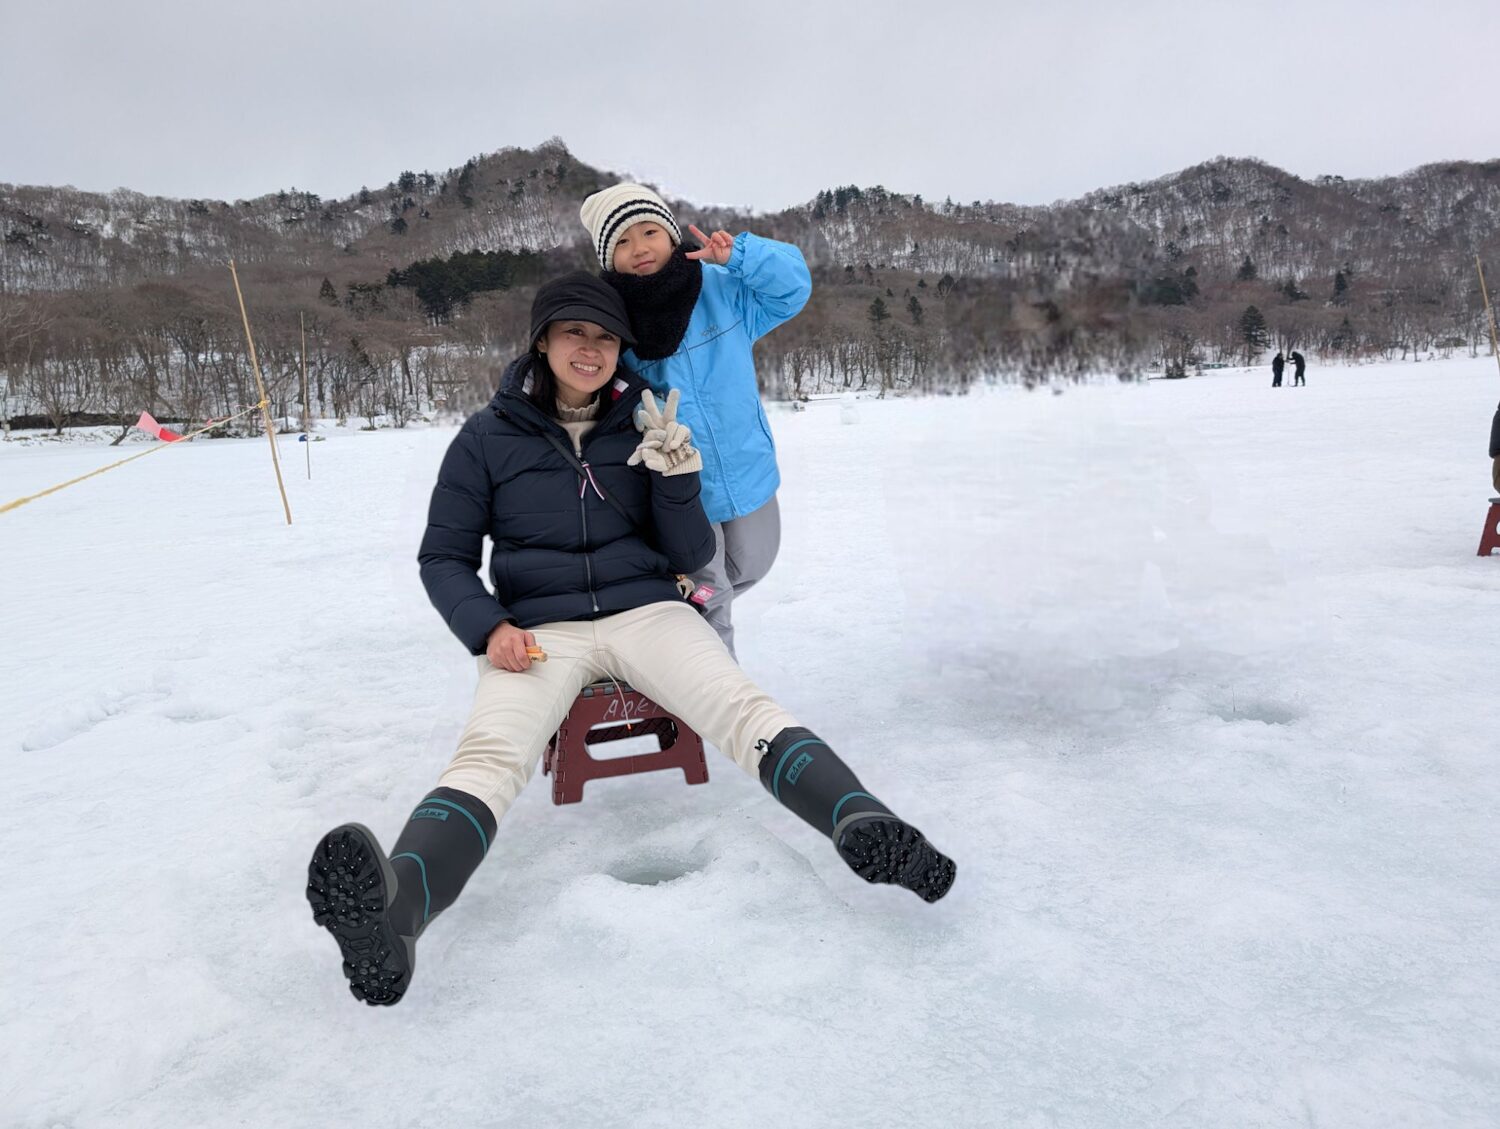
[2,356,1498,1128]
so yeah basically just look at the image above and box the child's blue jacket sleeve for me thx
[724,232,812,341]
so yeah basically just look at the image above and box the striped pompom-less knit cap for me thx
[580,183,681,268]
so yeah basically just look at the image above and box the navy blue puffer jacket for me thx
[418,356,716,654]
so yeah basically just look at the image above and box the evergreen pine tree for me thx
[1143,275,1186,305]
[1182,266,1199,301]
[319,277,338,305]
[456,161,478,208]
[869,297,890,327]
[1333,270,1349,304]
[1237,255,1257,281]
[907,295,924,325]
[1239,305,1269,362]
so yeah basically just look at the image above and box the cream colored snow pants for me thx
[437,600,800,825]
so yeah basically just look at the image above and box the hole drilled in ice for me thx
[605,856,705,887]
[1212,700,1300,726]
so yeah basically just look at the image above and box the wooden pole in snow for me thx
[229,260,293,525]
[1478,256,1500,381]
[301,311,311,479]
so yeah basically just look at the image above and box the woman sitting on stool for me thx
[306,272,956,1006]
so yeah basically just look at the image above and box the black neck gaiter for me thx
[603,244,705,360]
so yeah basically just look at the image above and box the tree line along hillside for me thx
[3,139,1499,435]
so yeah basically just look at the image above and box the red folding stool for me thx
[542,681,709,805]
[1480,498,1500,557]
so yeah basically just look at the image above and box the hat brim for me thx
[536,304,636,348]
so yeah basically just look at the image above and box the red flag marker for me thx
[134,411,184,442]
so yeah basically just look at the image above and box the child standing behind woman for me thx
[580,184,811,659]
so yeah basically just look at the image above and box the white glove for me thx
[627,389,703,476]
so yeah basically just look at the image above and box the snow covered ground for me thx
[2,357,1498,1128]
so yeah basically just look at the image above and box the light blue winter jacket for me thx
[625,233,811,524]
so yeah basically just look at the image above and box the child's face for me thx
[612,222,676,276]
[538,320,620,402]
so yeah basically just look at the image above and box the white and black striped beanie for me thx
[580,183,681,269]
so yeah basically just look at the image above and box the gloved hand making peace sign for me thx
[628,388,703,477]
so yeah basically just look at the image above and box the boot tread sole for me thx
[836,817,956,903]
[306,824,413,1006]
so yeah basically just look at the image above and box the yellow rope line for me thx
[0,402,267,516]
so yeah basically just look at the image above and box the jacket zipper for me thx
[498,398,613,615]
[578,458,599,613]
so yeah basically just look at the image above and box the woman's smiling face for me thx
[538,320,620,405]
[611,222,676,276]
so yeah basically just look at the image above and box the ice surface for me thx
[2,358,1498,1127]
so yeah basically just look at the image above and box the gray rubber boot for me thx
[758,727,956,903]
[306,787,496,1005]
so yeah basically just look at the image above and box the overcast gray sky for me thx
[5,0,1497,213]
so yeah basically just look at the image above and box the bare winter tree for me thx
[0,292,57,438]
[24,313,100,434]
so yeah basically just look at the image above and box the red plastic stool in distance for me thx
[1480,500,1500,557]
[542,681,708,805]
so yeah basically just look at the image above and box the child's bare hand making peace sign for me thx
[685,224,735,267]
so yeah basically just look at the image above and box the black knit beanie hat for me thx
[527,271,636,348]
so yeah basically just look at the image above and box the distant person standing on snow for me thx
[1291,350,1307,386]
[1271,352,1285,387]
[579,184,811,660]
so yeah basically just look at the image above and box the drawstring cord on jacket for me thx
[572,455,628,727]
[578,460,606,501]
